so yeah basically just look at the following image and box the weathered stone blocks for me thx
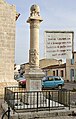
[0,0,19,96]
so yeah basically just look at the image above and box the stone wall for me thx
[0,0,18,96]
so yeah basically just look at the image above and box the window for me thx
[53,71,55,76]
[56,70,58,76]
[54,77,61,81]
[48,77,53,81]
[71,69,74,77]
[71,53,74,65]
[61,70,64,77]
[71,59,74,65]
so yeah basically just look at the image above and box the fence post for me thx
[49,91,50,111]
[37,92,38,112]
[4,87,6,103]
[1,106,10,119]
[69,91,70,110]
[8,106,10,119]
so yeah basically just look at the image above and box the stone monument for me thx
[26,4,45,91]
[0,0,19,96]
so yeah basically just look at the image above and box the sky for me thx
[5,0,76,64]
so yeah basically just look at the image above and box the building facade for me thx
[66,52,76,81]
[42,52,76,81]
[42,63,66,80]
[39,59,62,69]
[0,0,19,96]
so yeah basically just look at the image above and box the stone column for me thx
[27,5,43,69]
[26,4,45,91]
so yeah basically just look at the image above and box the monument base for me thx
[25,68,45,91]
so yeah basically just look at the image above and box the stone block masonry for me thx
[0,0,19,96]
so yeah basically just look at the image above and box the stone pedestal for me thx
[25,68,45,91]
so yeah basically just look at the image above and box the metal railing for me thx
[4,87,70,112]
[1,106,10,119]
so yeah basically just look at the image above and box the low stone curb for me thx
[2,102,74,119]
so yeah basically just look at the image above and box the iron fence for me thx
[4,87,70,112]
